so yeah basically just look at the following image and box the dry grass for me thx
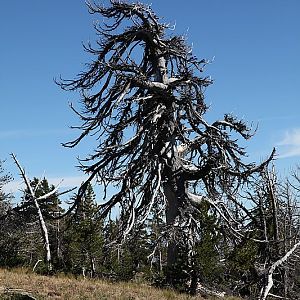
[0,268,240,300]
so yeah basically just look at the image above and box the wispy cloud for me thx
[255,115,298,123]
[3,175,86,193]
[277,128,300,158]
[0,129,71,139]
[48,176,87,188]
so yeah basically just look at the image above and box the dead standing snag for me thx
[58,0,274,287]
[11,153,75,272]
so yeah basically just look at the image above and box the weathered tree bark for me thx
[57,0,275,292]
[164,186,180,279]
[32,259,42,272]
[11,154,73,272]
[267,170,279,247]
[34,196,52,271]
[11,154,53,272]
[260,240,300,300]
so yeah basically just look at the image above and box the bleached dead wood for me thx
[11,153,75,272]
[11,154,53,272]
[260,239,300,300]
[195,283,226,298]
[32,259,42,272]
[57,0,275,290]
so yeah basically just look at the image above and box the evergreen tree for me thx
[13,176,64,272]
[100,218,151,281]
[0,160,23,267]
[193,202,224,285]
[146,205,168,284]
[18,177,62,218]
[64,183,103,277]
[0,159,12,212]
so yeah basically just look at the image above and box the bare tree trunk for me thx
[11,154,74,272]
[164,183,180,269]
[260,240,300,300]
[11,154,53,272]
[117,244,120,264]
[33,196,52,272]
[91,257,96,277]
[33,259,42,272]
[267,171,279,245]
[159,250,162,272]
[55,209,63,262]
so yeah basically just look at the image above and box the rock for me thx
[6,293,37,300]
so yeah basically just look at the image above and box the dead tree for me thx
[260,240,300,300]
[11,154,74,272]
[58,0,274,286]
[244,168,300,299]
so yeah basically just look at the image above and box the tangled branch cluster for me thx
[58,0,274,239]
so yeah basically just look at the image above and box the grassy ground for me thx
[0,268,240,300]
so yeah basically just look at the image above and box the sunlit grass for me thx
[0,268,241,299]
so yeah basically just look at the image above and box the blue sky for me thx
[1,0,300,193]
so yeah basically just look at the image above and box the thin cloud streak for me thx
[3,175,85,193]
[277,128,300,158]
[278,148,300,159]
[255,115,298,123]
[0,129,71,140]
